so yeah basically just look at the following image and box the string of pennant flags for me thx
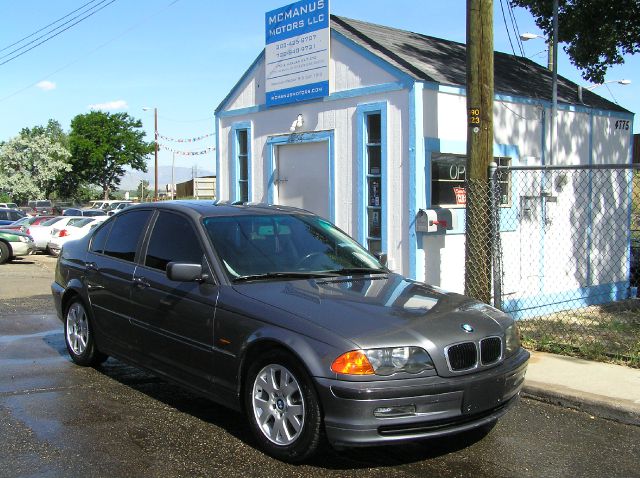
[159,143,216,156]
[157,132,215,143]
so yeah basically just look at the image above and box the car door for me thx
[130,210,218,393]
[85,209,153,359]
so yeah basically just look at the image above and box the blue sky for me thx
[1,0,638,177]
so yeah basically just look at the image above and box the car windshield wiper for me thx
[233,271,341,283]
[328,267,388,276]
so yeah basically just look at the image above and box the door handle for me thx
[85,262,97,272]
[132,277,150,289]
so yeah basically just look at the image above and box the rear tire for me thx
[0,242,10,264]
[244,350,322,463]
[64,299,108,366]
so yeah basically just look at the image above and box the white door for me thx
[275,141,330,219]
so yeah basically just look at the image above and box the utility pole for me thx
[550,0,558,165]
[465,0,494,304]
[153,107,159,200]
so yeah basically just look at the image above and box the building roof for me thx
[331,15,630,113]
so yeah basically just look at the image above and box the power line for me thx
[0,0,102,53]
[507,1,526,56]
[0,0,117,67]
[0,0,182,103]
[499,0,518,56]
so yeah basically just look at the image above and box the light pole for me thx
[585,79,632,90]
[142,107,158,201]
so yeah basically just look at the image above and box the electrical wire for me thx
[0,0,102,53]
[0,0,181,103]
[499,0,518,56]
[0,0,117,67]
[507,1,526,57]
[158,114,215,124]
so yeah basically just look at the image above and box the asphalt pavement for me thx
[0,253,638,477]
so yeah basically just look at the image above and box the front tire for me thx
[64,299,108,366]
[244,350,322,462]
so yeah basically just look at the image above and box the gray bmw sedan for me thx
[51,201,529,462]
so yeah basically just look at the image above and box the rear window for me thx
[73,218,95,228]
[102,210,152,262]
[42,217,64,226]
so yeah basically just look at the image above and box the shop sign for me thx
[265,0,330,107]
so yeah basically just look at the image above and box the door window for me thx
[102,210,152,262]
[144,211,204,271]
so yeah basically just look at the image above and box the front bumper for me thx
[316,348,529,447]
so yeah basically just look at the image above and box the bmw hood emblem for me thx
[461,323,474,333]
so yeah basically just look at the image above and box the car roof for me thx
[124,200,315,220]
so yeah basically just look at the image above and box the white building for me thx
[214,15,634,311]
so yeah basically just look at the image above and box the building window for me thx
[431,153,511,207]
[365,113,382,254]
[236,129,249,202]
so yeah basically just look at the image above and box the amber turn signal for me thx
[331,350,375,375]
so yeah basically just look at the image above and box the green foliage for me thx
[0,133,72,203]
[69,111,153,200]
[510,0,640,83]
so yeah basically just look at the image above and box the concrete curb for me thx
[523,380,640,427]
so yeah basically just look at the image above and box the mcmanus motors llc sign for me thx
[265,0,330,107]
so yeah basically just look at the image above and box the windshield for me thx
[203,213,384,280]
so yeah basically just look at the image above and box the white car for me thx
[48,217,107,256]
[27,216,89,252]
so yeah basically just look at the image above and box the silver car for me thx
[51,202,529,462]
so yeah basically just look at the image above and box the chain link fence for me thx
[482,164,640,365]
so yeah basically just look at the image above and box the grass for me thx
[518,299,640,368]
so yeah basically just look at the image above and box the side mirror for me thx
[374,252,388,267]
[166,262,207,282]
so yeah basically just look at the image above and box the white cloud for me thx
[88,100,128,111]
[36,80,56,91]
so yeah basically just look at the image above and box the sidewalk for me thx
[522,351,640,426]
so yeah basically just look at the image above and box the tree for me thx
[510,0,640,83]
[0,133,71,203]
[20,119,73,198]
[69,111,153,199]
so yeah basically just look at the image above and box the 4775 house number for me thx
[615,120,630,130]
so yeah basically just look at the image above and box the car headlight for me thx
[331,347,434,376]
[504,323,521,357]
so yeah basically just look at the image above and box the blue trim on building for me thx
[504,281,631,320]
[217,82,408,119]
[230,121,252,202]
[409,83,425,280]
[356,102,388,251]
[435,84,634,119]
[266,131,335,221]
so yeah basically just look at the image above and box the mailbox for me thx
[416,208,457,233]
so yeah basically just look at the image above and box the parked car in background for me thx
[0,208,26,226]
[51,202,529,462]
[27,200,53,215]
[0,215,55,232]
[0,229,36,264]
[27,216,89,252]
[0,202,18,209]
[88,200,126,211]
[17,207,34,217]
[106,201,133,215]
[48,217,107,256]
[62,208,110,218]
